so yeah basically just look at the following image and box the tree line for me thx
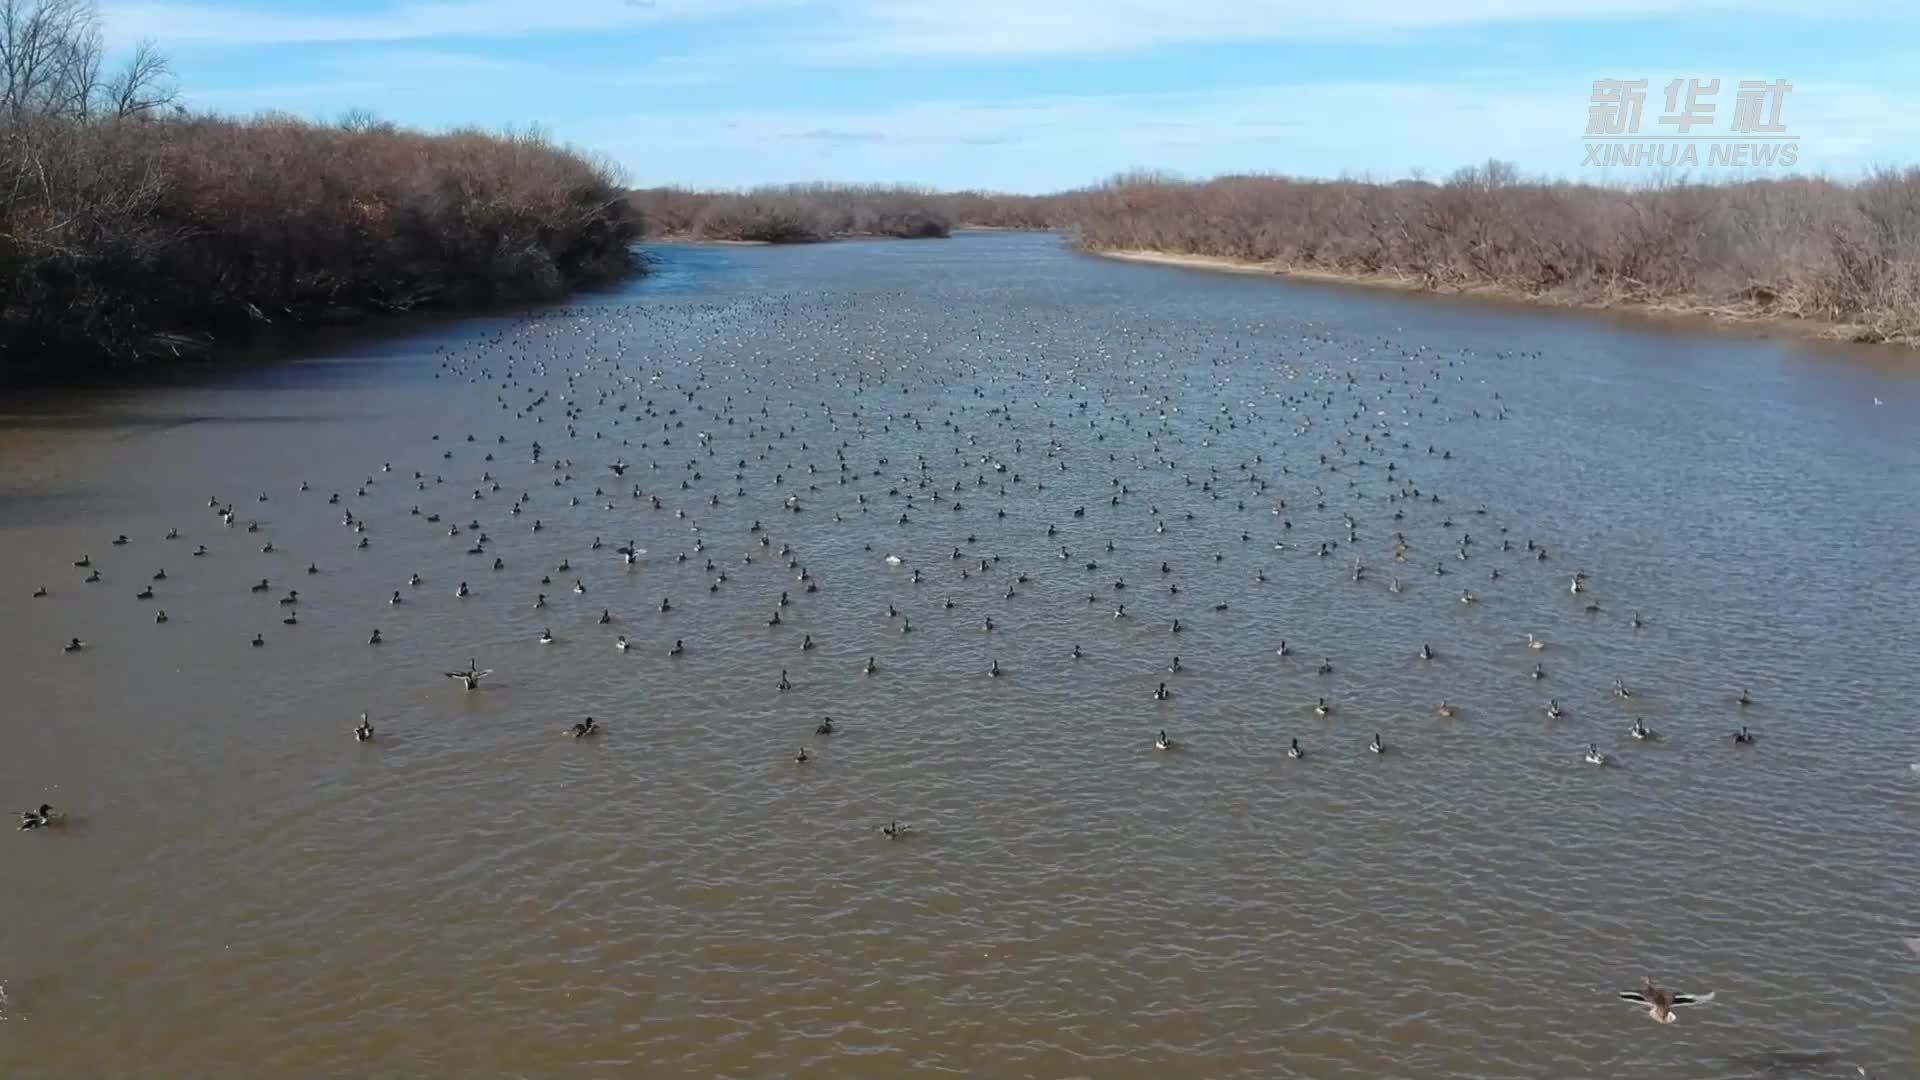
[1,0,640,379]
[1064,165,1920,344]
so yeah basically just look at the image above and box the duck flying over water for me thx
[1616,977,1715,1024]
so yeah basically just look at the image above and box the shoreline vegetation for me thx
[2,0,641,383]
[1067,167,1920,345]
[628,184,1056,244]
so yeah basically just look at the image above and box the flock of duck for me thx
[20,291,1801,849]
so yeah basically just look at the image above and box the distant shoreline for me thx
[1083,247,1896,349]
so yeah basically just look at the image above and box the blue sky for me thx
[100,0,1920,192]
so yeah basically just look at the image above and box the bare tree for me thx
[102,38,174,117]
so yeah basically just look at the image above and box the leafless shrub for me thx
[1,0,640,377]
[1066,166,1920,343]
[628,184,1069,241]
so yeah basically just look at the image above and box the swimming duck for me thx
[1152,682,1170,700]
[880,820,909,839]
[368,628,382,645]
[251,633,264,647]
[1313,697,1330,717]
[616,635,630,651]
[538,628,554,644]
[794,747,809,763]
[1526,633,1546,650]
[570,717,597,738]
[1154,730,1174,751]
[1418,643,1434,661]
[63,637,83,653]
[18,804,53,830]
[31,585,46,597]
[355,714,374,742]
[1731,725,1756,745]
[155,610,168,624]
[1584,743,1608,766]
[1546,699,1565,720]
[988,659,1002,678]
[815,716,834,735]
[1287,738,1304,759]
[669,639,685,657]
[135,586,153,600]
[1369,733,1385,754]
[1736,688,1752,707]
[1629,719,1654,740]
[1435,700,1457,719]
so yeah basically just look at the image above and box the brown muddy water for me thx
[2,233,1918,1079]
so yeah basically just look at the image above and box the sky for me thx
[97,0,1920,192]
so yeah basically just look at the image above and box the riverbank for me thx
[1069,170,1920,347]
[1083,247,1896,346]
[5,111,640,387]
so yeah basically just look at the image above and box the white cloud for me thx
[100,0,794,46]
[804,0,1890,62]
[583,78,1920,191]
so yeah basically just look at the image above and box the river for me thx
[2,232,1916,1078]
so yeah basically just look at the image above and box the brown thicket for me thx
[630,184,1065,241]
[1,0,641,379]
[1067,165,1920,343]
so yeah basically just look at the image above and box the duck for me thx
[18,803,54,830]
[281,612,297,626]
[669,639,685,657]
[1152,682,1170,700]
[1526,633,1546,650]
[155,610,168,624]
[1617,977,1715,1024]
[1613,678,1632,699]
[1154,730,1174,751]
[1731,725,1756,745]
[1369,733,1385,754]
[863,655,877,675]
[794,747,810,763]
[1584,742,1609,766]
[354,714,374,741]
[135,585,154,600]
[1629,719,1654,740]
[31,585,47,598]
[1313,697,1331,717]
[1736,688,1753,707]
[1418,643,1435,661]
[880,820,910,840]
[987,659,1002,678]
[62,637,83,653]
[1287,738,1304,759]
[1546,699,1565,720]
[538,628,554,644]
[1435,700,1457,719]
[83,569,100,583]
[615,635,630,651]
[368,629,382,645]
[251,633,265,647]
[815,716,834,735]
[570,717,598,738]
[445,660,491,690]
